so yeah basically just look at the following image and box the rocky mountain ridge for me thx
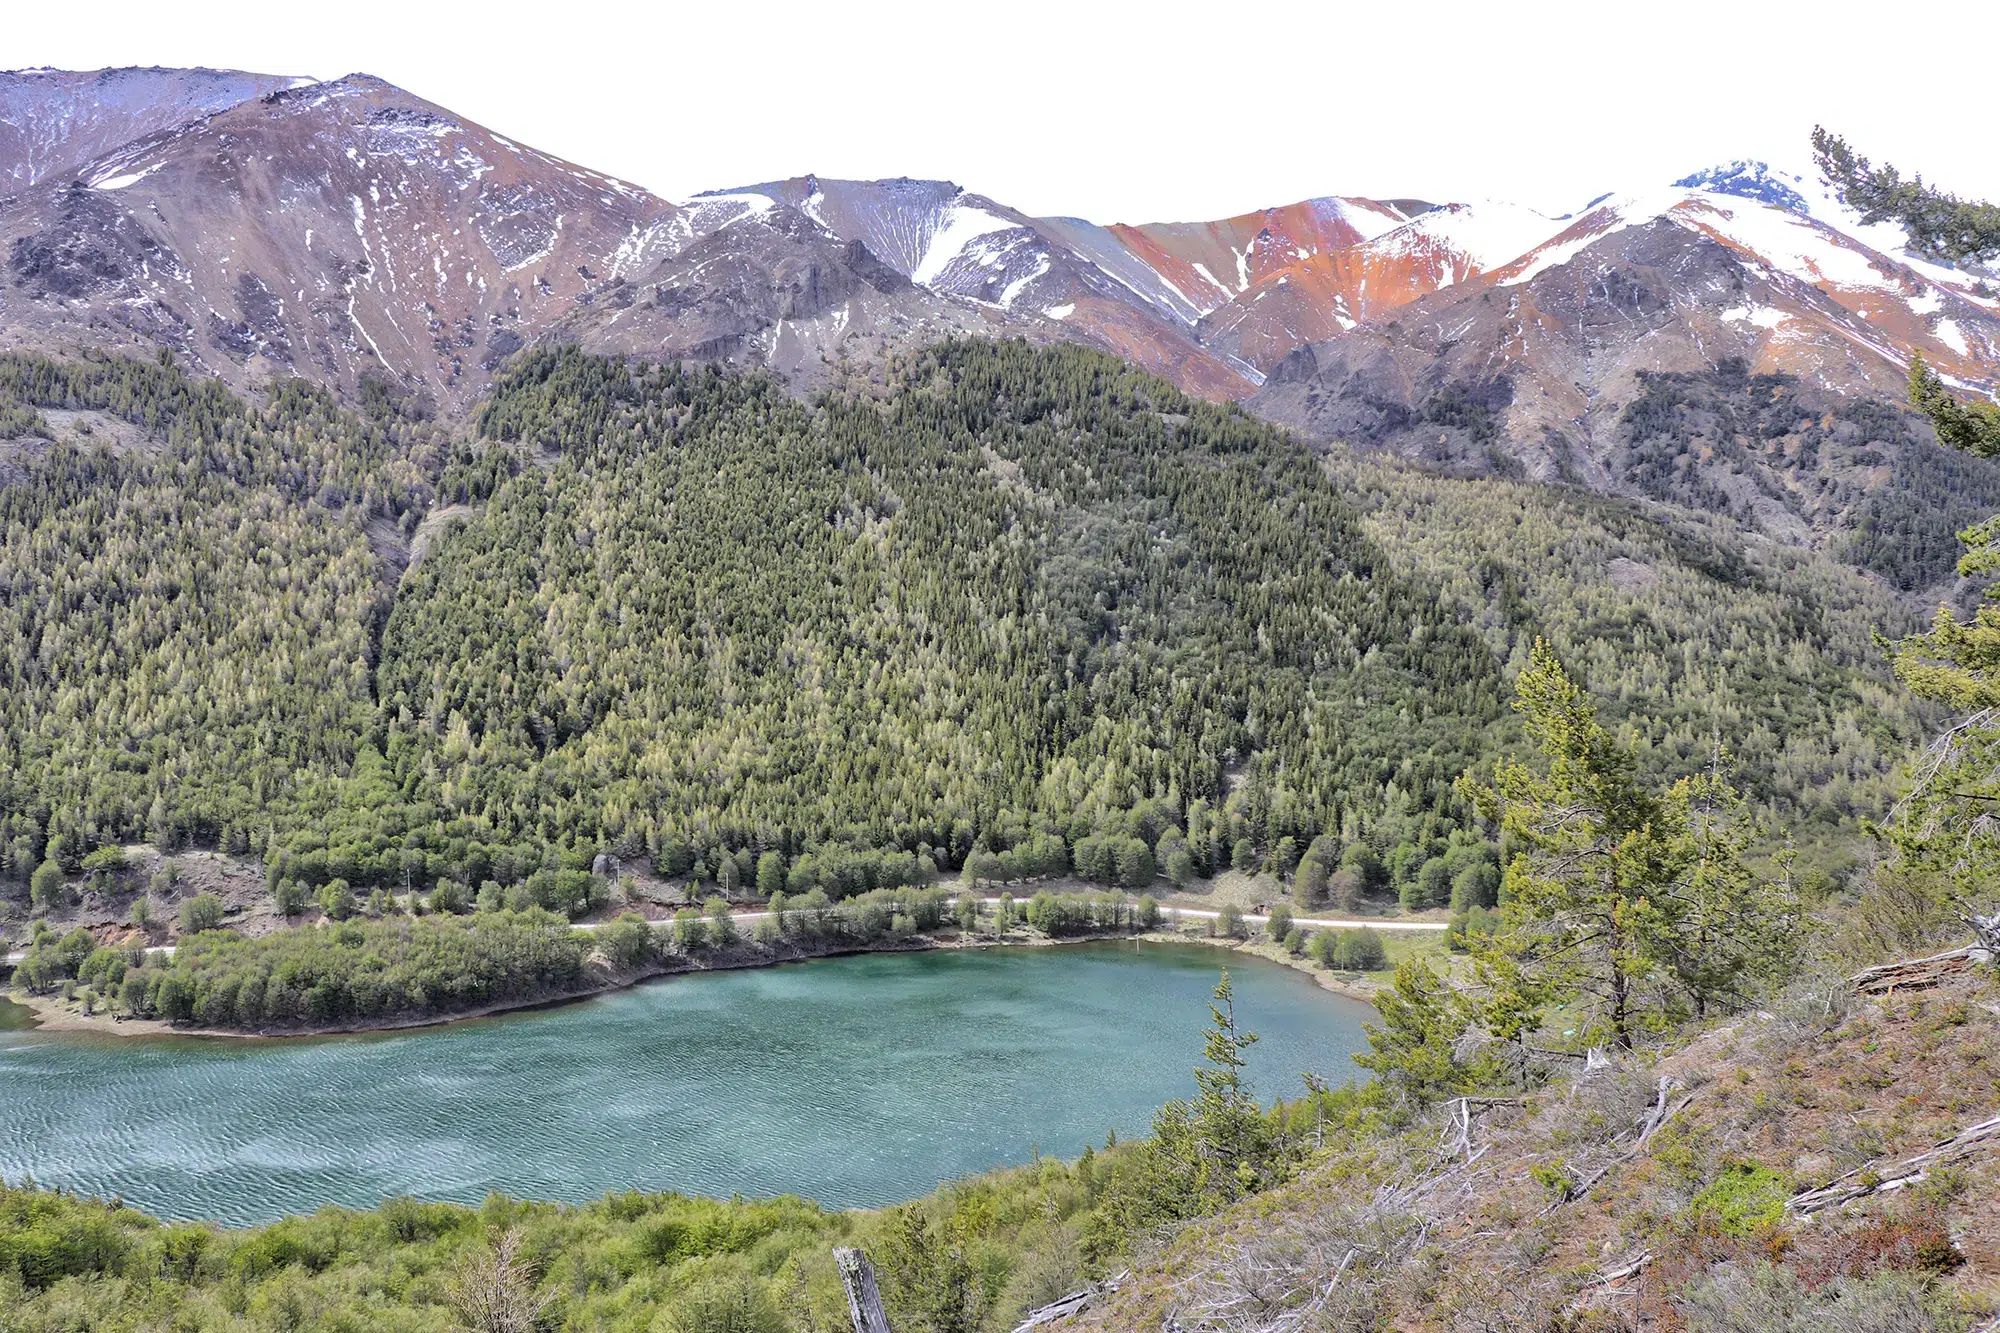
[3,67,1998,552]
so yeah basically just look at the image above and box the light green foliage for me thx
[1330,928,1387,972]
[28,859,64,914]
[707,897,737,948]
[1884,361,2000,913]
[1324,447,1930,826]
[597,914,655,970]
[1355,959,1494,1099]
[1024,890,1131,937]
[0,355,428,866]
[1691,1162,1791,1236]
[1293,855,1329,907]
[1265,902,1293,940]
[674,907,708,953]
[755,851,785,900]
[79,846,126,875]
[317,879,355,921]
[121,910,587,1028]
[1468,642,1801,1049]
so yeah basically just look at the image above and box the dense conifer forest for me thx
[0,338,1940,932]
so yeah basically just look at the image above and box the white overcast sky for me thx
[11,0,1998,224]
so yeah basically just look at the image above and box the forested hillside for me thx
[0,340,1935,919]
[0,355,437,875]
[1325,452,1935,829]
[366,342,1504,883]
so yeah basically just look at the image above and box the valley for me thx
[2,59,2000,1333]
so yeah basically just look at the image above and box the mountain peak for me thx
[1673,160,1813,213]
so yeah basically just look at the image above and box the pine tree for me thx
[1466,641,1794,1049]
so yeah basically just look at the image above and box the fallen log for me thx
[1564,1249,1654,1313]
[1788,1112,2000,1215]
[1011,1271,1127,1332]
[1011,1288,1097,1331]
[1849,943,1993,995]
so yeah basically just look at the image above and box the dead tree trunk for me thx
[1788,1112,2000,1214]
[834,1247,892,1333]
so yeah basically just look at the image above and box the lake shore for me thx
[5,909,1418,1042]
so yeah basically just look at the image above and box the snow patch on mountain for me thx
[912,206,1017,285]
[1381,200,1569,272]
[1721,304,1788,329]
[90,161,166,191]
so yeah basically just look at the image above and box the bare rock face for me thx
[0,74,683,410]
[1252,208,2000,561]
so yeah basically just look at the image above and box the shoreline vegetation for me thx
[2,890,1433,1041]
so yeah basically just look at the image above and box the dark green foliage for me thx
[1812,127,2000,265]
[1845,401,2000,587]
[1908,352,2000,460]
[1617,359,2000,594]
[367,341,1503,881]
[0,336,1930,934]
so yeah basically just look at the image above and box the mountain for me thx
[9,67,1996,430]
[0,72,683,412]
[1248,168,2000,576]
[0,66,306,190]
[5,66,2000,580]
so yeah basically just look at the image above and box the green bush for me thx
[1692,1162,1791,1236]
[179,892,224,935]
[1330,928,1387,972]
[1266,903,1294,940]
[29,859,65,914]
[1215,903,1245,939]
[80,846,127,875]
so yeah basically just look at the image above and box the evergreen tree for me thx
[1466,641,1795,1049]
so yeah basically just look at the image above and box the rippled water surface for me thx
[0,942,1370,1224]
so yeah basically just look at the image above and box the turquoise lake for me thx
[0,941,1372,1225]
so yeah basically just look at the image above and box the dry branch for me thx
[1010,1272,1127,1331]
[1788,1111,2000,1214]
[1849,943,1994,994]
[1563,1249,1655,1314]
[1437,1096,1521,1164]
[1544,1076,1692,1212]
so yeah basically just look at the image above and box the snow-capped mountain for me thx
[1,66,1995,448]
[1252,164,2000,479]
